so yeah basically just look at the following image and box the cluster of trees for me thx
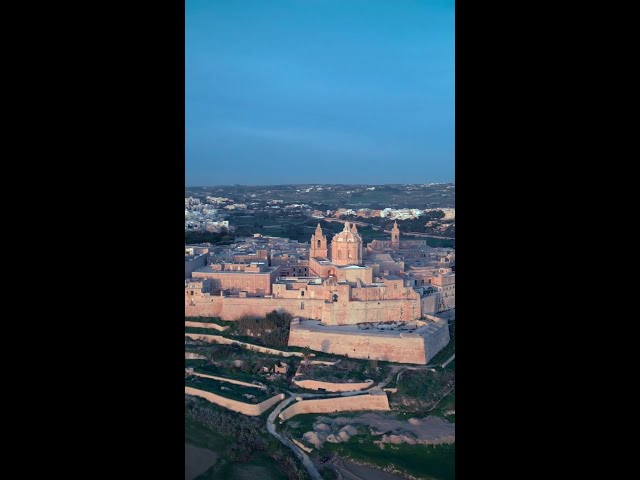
[338,213,446,233]
[301,359,387,383]
[234,310,293,347]
[185,397,267,456]
[185,230,234,245]
[185,397,310,479]
[397,368,455,407]
[271,449,310,480]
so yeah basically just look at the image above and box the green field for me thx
[208,453,288,480]
[186,417,287,480]
[430,389,456,423]
[322,436,455,480]
[185,376,273,403]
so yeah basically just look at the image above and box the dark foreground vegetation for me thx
[185,396,310,480]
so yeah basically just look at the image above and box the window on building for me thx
[317,240,321,248]
[394,284,397,289]
[301,291,304,297]
[190,291,194,295]
[301,302,304,310]
[338,251,342,259]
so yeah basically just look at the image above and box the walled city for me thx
[186,220,454,363]
[185,219,456,479]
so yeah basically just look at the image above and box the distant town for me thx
[185,183,455,480]
[185,183,455,248]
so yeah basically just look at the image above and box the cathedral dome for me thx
[333,222,361,243]
[329,222,363,265]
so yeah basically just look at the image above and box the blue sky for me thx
[186,0,454,185]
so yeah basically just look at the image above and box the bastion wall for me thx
[287,323,429,365]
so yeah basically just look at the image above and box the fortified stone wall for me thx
[291,378,374,392]
[185,387,284,416]
[288,325,428,364]
[185,295,225,317]
[186,295,325,320]
[219,297,325,320]
[320,298,421,325]
[184,321,229,331]
[422,320,451,363]
[184,333,308,357]
[186,292,425,324]
[278,391,390,421]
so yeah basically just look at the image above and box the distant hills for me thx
[185,184,455,210]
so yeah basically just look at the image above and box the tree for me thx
[302,345,312,374]
[369,358,378,372]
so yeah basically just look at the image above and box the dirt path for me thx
[267,394,323,480]
[265,366,403,480]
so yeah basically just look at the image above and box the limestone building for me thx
[185,220,454,364]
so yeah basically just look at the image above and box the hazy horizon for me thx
[186,181,454,187]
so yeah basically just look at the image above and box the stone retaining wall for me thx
[185,321,229,332]
[190,371,266,390]
[291,378,374,392]
[278,391,390,421]
[185,387,284,416]
[185,333,307,358]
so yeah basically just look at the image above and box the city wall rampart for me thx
[186,293,424,324]
[288,325,428,364]
[320,298,421,325]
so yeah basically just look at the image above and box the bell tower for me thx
[310,223,328,259]
[391,221,400,250]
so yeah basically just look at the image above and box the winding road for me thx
[267,393,323,480]
[264,366,403,480]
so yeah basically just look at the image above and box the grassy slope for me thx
[323,437,455,480]
[186,417,287,480]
